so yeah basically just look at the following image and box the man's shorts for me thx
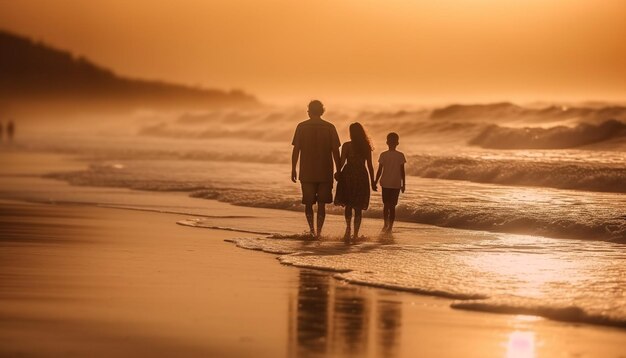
[301,181,333,205]
[382,187,401,206]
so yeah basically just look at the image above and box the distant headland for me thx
[0,30,259,114]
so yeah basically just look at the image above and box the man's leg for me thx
[316,203,326,238]
[301,182,316,236]
[315,181,332,239]
[305,204,315,236]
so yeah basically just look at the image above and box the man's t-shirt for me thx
[292,118,341,183]
[378,150,406,189]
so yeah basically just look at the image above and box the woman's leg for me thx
[354,208,362,239]
[344,206,352,239]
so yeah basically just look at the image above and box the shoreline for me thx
[1,151,626,357]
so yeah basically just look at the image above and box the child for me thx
[374,132,406,233]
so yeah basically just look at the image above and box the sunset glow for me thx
[1,0,624,103]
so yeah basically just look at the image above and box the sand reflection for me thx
[288,270,402,357]
[505,331,535,358]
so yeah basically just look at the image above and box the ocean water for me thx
[23,102,626,328]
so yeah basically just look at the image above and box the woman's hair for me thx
[349,122,373,157]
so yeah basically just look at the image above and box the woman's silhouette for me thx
[334,123,376,241]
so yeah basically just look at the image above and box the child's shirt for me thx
[378,150,406,189]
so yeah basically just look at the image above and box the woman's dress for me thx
[334,142,370,210]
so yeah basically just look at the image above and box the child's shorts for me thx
[382,188,401,206]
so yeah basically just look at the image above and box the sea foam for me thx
[222,234,626,329]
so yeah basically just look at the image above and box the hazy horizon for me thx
[1,0,625,105]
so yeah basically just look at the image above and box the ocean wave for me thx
[135,104,626,150]
[406,154,626,193]
[139,121,294,142]
[430,102,626,122]
[47,162,626,242]
[469,119,626,149]
[391,202,626,242]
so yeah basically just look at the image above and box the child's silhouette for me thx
[374,132,406,233]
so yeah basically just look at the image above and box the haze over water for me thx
[11,101,621,329]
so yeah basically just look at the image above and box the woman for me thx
[334,122,376,241]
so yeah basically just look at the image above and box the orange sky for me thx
[1,0,625,104]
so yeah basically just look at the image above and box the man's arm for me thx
[332,147,341,175]
[291,145,300,183]
[331,126,341,177]
[400,163,406,193]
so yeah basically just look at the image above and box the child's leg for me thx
[344,206,352,238]
[354,208,362,239]
[388,205,396,232]
[382,204,390,230]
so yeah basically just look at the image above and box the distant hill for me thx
[0,30,258,112]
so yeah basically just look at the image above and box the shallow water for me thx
[221,232,626,328]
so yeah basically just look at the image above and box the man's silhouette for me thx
[7,120,14,141]
[291,100,341,238]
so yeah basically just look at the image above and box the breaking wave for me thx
[406,154,626,193]
[430,102,626,123]
[469,119,626,149]
[46,163,626,242]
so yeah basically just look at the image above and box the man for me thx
[291,100,341,238]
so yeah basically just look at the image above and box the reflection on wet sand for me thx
[288,270,402,357]
[505,331,535,358]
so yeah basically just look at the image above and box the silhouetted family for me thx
[291,100,406,241]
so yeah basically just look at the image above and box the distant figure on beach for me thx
[7,120,14,141]
[334,123,376,241]
[374,132,406,233]
[291,100,341,238]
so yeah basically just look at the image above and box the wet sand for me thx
[1,151,625,357]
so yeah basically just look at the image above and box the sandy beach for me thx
[0,151,624,357]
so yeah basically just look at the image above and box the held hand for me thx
[291,169,297,183]
[371,181,378,192]
[401,185,406,193]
